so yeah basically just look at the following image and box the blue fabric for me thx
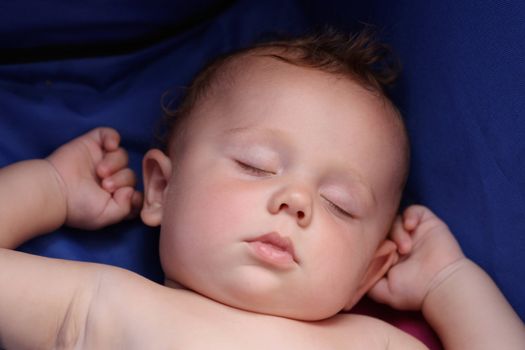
[0,0,231,50]
[1,0,523,322]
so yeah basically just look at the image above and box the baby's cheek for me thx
[309,224,369,296]
[198,182,257,235]
[171,180,252,241]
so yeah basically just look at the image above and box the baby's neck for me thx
[164,278,188,290]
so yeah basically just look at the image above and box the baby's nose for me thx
[268,187,313,227]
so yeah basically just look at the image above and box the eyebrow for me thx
[223,126,251,135]
[221,126,294,151]
[222,126,287,139]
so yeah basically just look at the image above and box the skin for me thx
[142,57,405,320]
[0,57,523,349]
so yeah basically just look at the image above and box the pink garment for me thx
[352,297,442,350]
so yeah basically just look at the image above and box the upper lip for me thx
[247,232,297,262]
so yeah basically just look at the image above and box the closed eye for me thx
[235,160,274,176]
[323,197,354,219]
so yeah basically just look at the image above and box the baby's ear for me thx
[344,239,398,310]
[141,149,172,227]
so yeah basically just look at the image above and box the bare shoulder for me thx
[80,267,430,350]
[82,264,188,349]
[326,313,430,350]
[83,265,237,348]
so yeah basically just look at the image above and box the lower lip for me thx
[246,241,296,269]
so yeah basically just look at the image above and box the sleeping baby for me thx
[1,28,524,349]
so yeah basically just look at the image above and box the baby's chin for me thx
[169,281,342,320]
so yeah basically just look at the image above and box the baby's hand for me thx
[47,128,143,230]
[368,205,465,310]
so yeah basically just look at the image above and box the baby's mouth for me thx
[246,232,297,268]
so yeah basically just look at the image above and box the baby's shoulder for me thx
[81,265,193,349]
[83,267,428,349]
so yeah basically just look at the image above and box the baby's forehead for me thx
[218,52,345,91]
[208,54,377,114]
[203,57,403,160]
[193,55,402,151]
[180,51,408,185]
[210,54,402,130]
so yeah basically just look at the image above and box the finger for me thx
[100,186,135,225]
[102,168,136,193]
[367,278,394,305]
[125,191,144,220]
[97,148,129,178]
[89,127,121,152]
[390,216,412,255]
[402,205,427,231]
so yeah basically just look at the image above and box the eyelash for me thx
[235,160,274,176]
[324,198,353,218]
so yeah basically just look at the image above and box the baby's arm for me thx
[0,128,142,349]
[369,205,525,350]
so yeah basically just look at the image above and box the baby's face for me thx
[155,57,405,320]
